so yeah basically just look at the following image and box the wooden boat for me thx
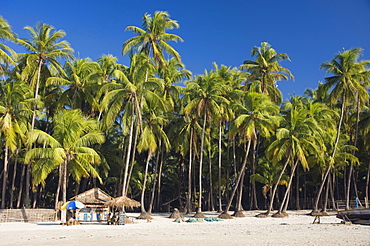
[337,208,370,225]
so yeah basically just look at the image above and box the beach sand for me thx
[0,210,369,246]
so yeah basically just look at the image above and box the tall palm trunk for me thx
[122,103,135,196]
[217,121,222,212]
[365,158,370,208]
[220,139,252,218]
[194,113,207,218]
[148,141,161,214]
[138,150,152,219]
[1,145,9,208]
[264,154,291,216]
[25,58,43,208]
[156,146,164,210]
[277,158,299,215]
[346,95,360,210]
[186,128,194,214]
[10,148,19,208]
[312,92,346,214]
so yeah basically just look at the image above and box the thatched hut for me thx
[71,188,113,222]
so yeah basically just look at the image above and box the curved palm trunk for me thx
[312,93,346,214]
[277,158,299,215]
[220,140,252,218]
[148,141,161,214]
[138,150,152,219]
[264,154,291,216]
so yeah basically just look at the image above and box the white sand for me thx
[0,210,369,246]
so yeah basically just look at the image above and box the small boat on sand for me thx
[336,208,370,225]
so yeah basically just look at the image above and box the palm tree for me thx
[268,97,325,217]
[0,16,16,77]
[102,53,163,197]
[16,23,74,207]
[25,109,105,206]
[46,58,101,112]
[220,92,280,218]
[240,42,293,104]
[122,11,183,67]
[312,48,370,214]
[183,71,228,217]
[136,103,171,219]
[0,80,33,208]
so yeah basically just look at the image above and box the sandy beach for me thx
[0,210,369,246]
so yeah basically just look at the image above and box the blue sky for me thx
[3,0,370,98]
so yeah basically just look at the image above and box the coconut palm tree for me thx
[46,58,101,112]
[25,109,105,206]
[240,42,293,104]
[269,97,326,217]
[122,11,183,68]
[312,48,370,214]
[16,23,74,206]
[0,16,16,77]
[220,92,280,218]
[136,103,171,219]
[0,80,33,208]
[183,71,228,217]
[102,53,164,197]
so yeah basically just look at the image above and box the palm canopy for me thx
[122,11,183,67]
[25,109,105,186]
[0,16,17,68]
[16,23,74,91]
[320,48,370,107]
[240,42,293,103]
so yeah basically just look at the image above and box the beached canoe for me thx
[336,208,370,225]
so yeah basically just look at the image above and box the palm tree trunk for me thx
[312,92,346,214]
[278,158,299,214]
[186,128,193,214]
[62,160,68,204]
[365,158,370,208]
[208,148,215,211]
[122,105,135,196]
[221,140,252,217]
[140,150,151,216]
[148,141,161,214]
[265,154,291,216]
[155,146,164,210]
[1,145,9,208]
[346,95,361,210]
[10,148,19,208]
[217,121,222,212]
[125,119,140,196]
[55,164,62,209]
[195,113,207,218]
[16,164,26,208]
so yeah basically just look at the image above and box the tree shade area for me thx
[0,11,370,217]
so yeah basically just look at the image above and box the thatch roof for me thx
[71,188,113,205]
[104,196,141,208]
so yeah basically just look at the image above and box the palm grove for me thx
[0,11,369,219]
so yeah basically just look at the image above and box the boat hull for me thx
[337,209,370,225]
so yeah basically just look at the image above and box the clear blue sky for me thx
[3,0,370,98]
